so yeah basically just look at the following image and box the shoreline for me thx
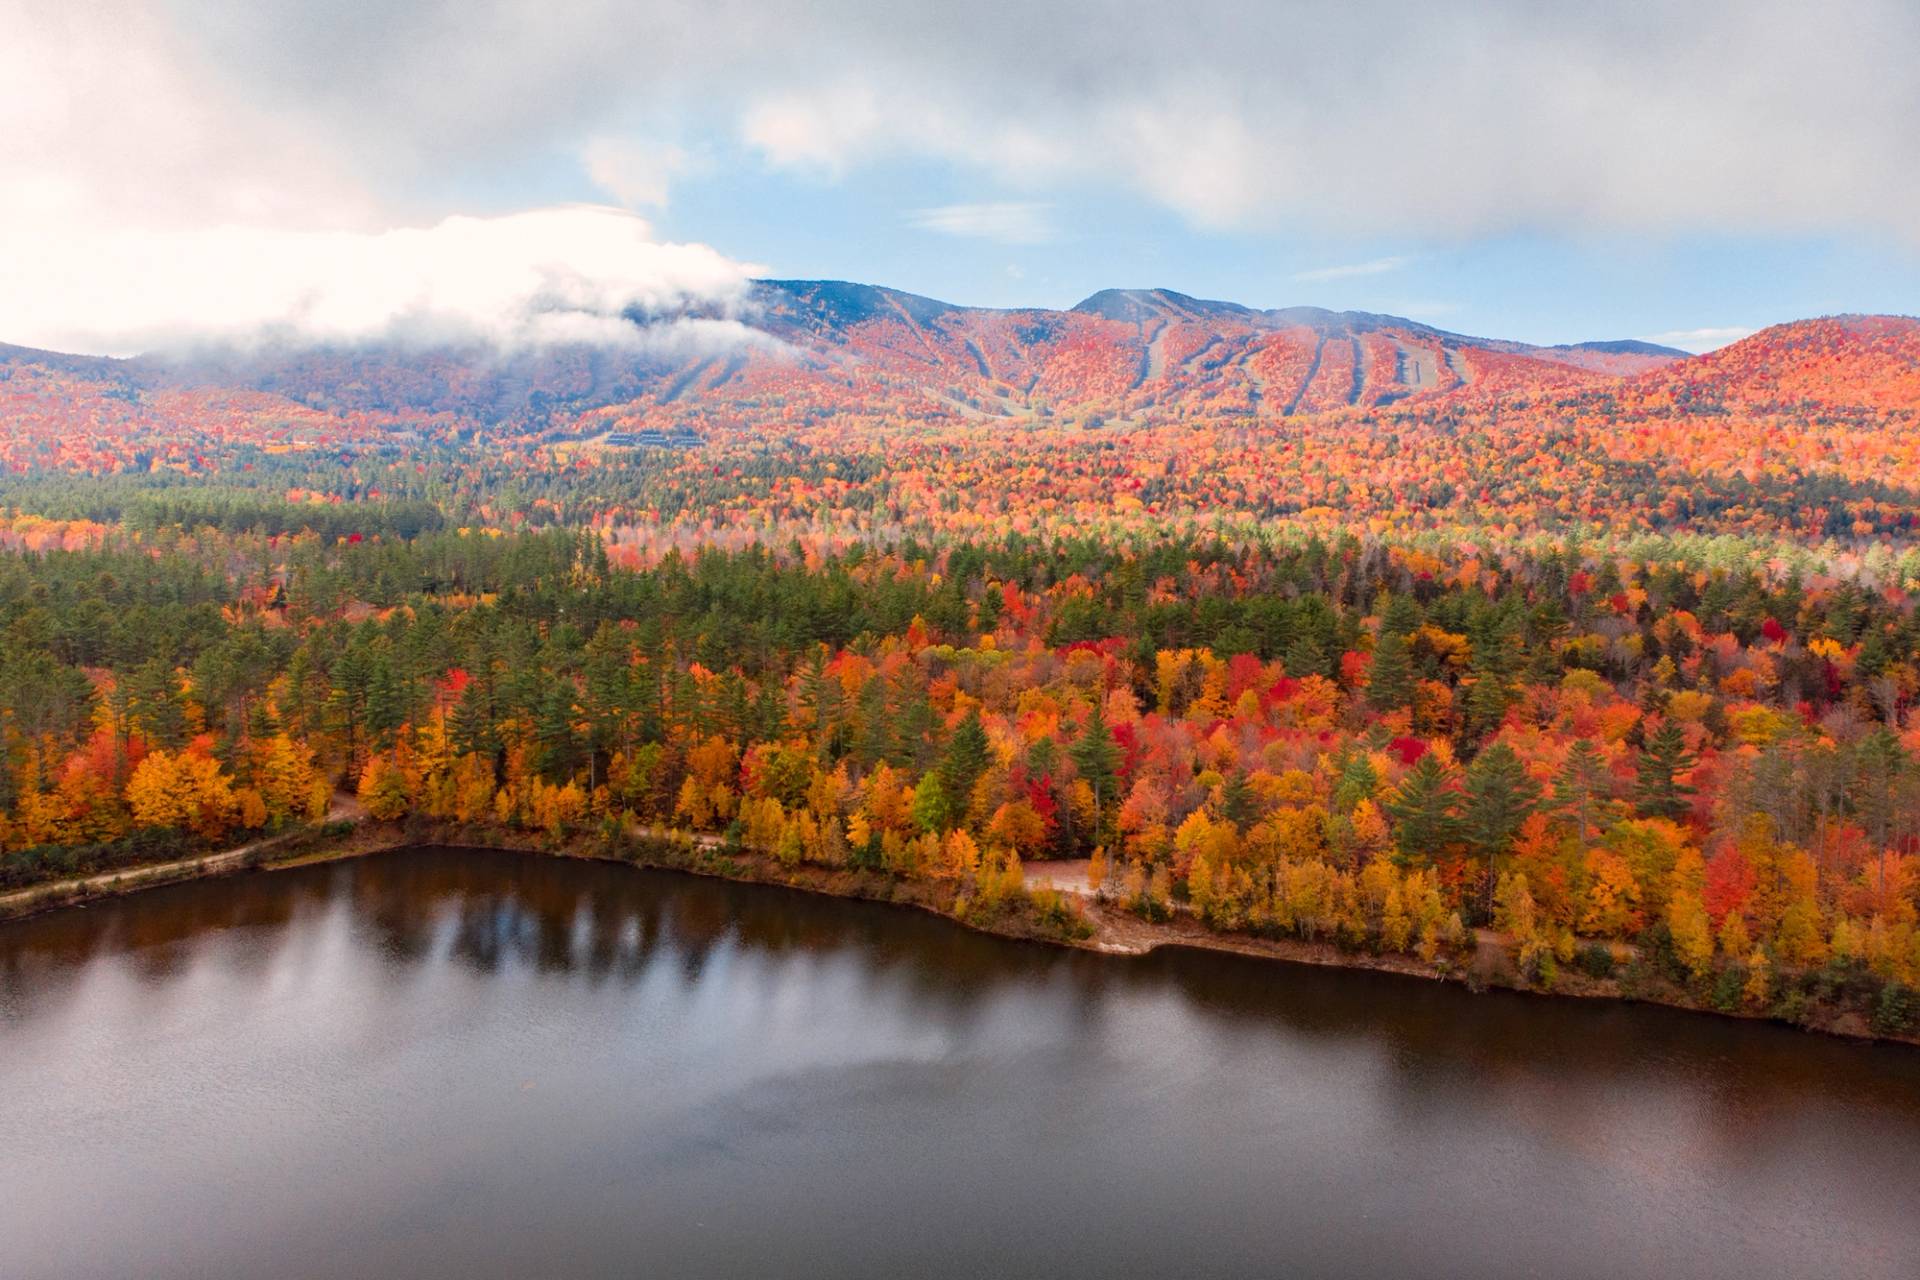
[3,817,1914,1050]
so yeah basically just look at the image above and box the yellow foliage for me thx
[127,748,239,843]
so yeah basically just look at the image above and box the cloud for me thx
[17,2,1918,244]
[740,83,889,176]
[1294,256,1410,283]
[908,202,1056,245]
[1639,326,1758,353]
[6,0,1920,351]
[582,138,695,209]
[3,1,369,233]
[0,206,758,357]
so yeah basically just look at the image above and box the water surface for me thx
[3,847,1917,1279]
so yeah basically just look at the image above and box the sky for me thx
[4,0,1919,355]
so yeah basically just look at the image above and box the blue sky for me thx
[453,139,1920,349]
[646,153,1920,349]
[7,0,1918,355]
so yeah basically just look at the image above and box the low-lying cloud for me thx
[0,207,757,357]
[5,0,1919,351]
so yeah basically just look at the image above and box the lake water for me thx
[3,847,1918,1279]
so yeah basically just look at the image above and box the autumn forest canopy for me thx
[4,287,1920,1038]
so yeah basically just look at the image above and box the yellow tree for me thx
[255,733,326,824]
[357,752,411,822]
[986,798,1049,860]
[127,748,238,843]
[1667,886,1714,981]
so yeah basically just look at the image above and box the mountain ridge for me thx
[2,286,1915,470]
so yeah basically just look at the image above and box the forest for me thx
[3,489,1919,1037]
[4,308,1920,1038]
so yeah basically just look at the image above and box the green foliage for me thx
[1871,984,1917,1037]
[1462,743,1541,859]
[1576,942,1616,980]
[1635,721,1697,820]
[1384,754,1459,865]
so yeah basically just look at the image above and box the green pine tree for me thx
[1284,630,1327,680]
[940,710,992,813]
[1068,698,1123,845]
[1551,737,1611,840]
[1384,753,1460,865]
[1634,720,1697,820]
[1367,627,1415,712]
[365,657,405,751]
[1463,741,1541,859]
[1380,592,1421,639]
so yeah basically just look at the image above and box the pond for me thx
[3,847,1917,1279]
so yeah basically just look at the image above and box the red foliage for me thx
[1702,843,1757,928]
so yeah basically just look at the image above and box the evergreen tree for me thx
[795,645,841,752]
[498,627,543,726]
[535,683,582,783]
[1551,737,1611,840]
[1523,601,1568,685]
[324,640,375,770]
[1634,720,1697,820]
[583,625,634,758]
[1331,751,1379,814]
[1384,753,1460,865]
[1464,614,1522,741]
[451,679,497,759]
[1463,741,1541,859]
[365,657,405,751]
[753,677,788,743]
[1284,630,1327,680]
[1220,771,1256,830]
[855,677,893,767]
[716,671,752,747]
[127,654,189,749]
[893,686,940,772]
[1367,627,1415,712]
[670,668,711,740]
[940,710,991,811]
[1067,700,1121,811]
[1850,728,1907,896]
[1379,592,1421,639]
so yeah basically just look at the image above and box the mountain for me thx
[7,284,1914,475]
[1617,315,1920,414]
[690,281,1690,432]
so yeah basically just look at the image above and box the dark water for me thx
[3,849,1918,1280]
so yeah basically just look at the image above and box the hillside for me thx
[1617,315,1920,414]
[6,288,1917,484]
[711,282,1686,431]
[3,280,1682,433]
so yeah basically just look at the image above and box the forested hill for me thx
[3,293,1916,527]
[0,279,1705,444]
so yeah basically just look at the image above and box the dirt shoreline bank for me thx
[3,818,1913,1049]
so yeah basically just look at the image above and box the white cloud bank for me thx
[581,138,697,210]
[22,1,1920,242]
[0,207,756,357]
[210,0,1903,242]
[4,0,1919,352]
[1,2,755,355]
